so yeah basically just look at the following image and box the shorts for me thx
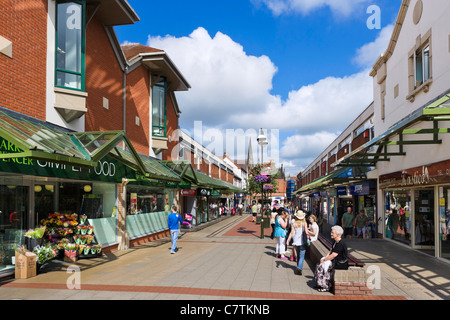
[344,227,353,236]
[356,227,366,236]
[252,212,257,217]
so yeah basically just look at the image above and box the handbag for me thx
[302,228,310,247]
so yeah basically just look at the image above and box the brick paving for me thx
[1,214,448,301]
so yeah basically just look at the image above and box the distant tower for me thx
[247,138,254,168]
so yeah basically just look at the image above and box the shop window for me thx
[152,77,167,137]
[55,0,86,91]
[384,190,411,245]
[439,186,450,260]
[414,188,435,248]
[0,184,29,272]
[127,186,174,214]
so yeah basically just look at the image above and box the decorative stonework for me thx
[413,0,423,25]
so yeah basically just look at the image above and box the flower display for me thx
[253,175,269,183]
[263,184,274,190]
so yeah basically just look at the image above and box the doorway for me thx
[414,188,435,252]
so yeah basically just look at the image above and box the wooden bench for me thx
[318,234,365,267]
[308,235,372,295]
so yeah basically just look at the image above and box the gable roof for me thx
[370,0,411,77]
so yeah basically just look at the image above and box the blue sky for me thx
[115,0,403,177]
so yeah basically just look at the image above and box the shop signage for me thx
[180,189,196,196]
[211,189,221,197]
[197,188,211,196]
[349,182,370,195]
[0,137,133,183]
[379,158,450,189]
[337,186,347,196]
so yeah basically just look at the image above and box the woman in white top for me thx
[286,210,307,275]
[308,214,319,242]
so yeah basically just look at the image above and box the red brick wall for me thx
[211,164,220,179]
[125,65,150,155]
[0,0,47,119]
[84,17,124,132]
[162,94,179,160]
[328,154,336,174]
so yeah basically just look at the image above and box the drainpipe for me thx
[123,65,128,146]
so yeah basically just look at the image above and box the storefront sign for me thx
[379,158,450,189]
[197,188,211,196]
[180,189,196,196]
[337,186,347,196]
[211,189,221,197]
[349,182,371,195]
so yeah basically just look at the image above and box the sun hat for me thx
[294,210,305,220]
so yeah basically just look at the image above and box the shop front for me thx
[379,159,450,260]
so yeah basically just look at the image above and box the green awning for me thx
[160,160,198,185]
[0,110,96,167]
[332,91,450,168]
[294,167,363,194]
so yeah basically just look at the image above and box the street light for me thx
[257,128,268,239]
[257,128,268,165]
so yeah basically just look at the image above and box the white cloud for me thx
[147,27,278,128]
[145,25,390,178]
[353,24,394,68]
[252,0,371,17]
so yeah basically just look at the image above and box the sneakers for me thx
[296,268,302,275]
[280,256,288,260]
[170,251,175,254]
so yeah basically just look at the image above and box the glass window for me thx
[55,1,85,90]
[439,186,450,260]
[384,189,411,245]
[127,186,174,214]
[415,45,430,88]
[152,78,167,137]
[414,188,435,248]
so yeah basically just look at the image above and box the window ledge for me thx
[407,78,432,102]
[54,87,88,123]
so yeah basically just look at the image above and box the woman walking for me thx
[274,208,288,259]
[287,210,308,275]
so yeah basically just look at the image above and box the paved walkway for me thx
[0,214,449,301]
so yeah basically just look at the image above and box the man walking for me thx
[168,205,183,254]
[355,209,369,238]
[342,206,355,239]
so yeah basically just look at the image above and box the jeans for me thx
[294,245,306,270]
[170,229,179,252]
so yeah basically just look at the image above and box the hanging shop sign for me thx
[197,188,211,196]
[379,159,450,189]
[210,189,221,197]
[337,186,347,196]
[180,189,196,196]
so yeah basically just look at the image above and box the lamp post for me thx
[257,129,268,239]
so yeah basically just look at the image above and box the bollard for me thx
[260,218,264,239]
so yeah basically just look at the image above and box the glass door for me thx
[414,188,435,249]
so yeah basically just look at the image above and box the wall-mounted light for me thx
[83,185,92,192]
[45,185,54,192]
[34,185,42,193]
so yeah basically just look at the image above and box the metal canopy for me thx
[160,160,198,184]
[295,167,365,194]
[332,92,450,168]
[0,110,96,167]
[0,108,181,182]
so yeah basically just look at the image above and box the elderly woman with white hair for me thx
[314,225,349,292]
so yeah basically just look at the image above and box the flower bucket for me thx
[80,228,87,235]
[90,246,97,255]
[87,226,94,235]
[64,249,77,263]
[83,246,90,255]
[96,246,102,254]
[80,215,87,225]
[78,245,85,255]
[80,236,87,245]
[86,235,93,244]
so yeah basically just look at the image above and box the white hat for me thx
[294,210,305,220]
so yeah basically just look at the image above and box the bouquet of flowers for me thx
[33,244,57,264]
[14,245,27,254]
[24,226,46,239]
